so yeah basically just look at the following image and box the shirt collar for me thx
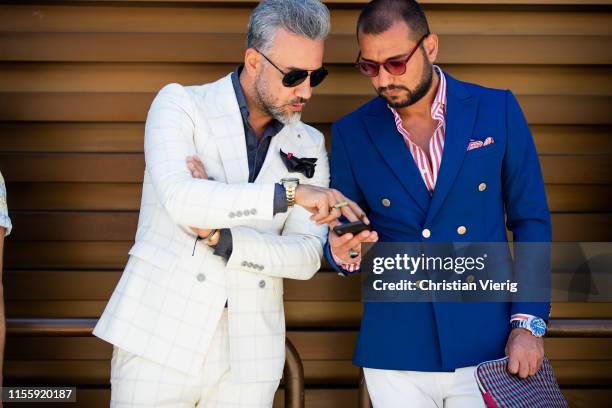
[431,65,447,122]
[231,65,249,117]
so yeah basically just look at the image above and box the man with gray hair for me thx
[94,1,367,406]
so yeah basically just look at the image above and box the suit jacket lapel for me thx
[203,73,249,184]
[425,75,478,226]
[364,98,431,213]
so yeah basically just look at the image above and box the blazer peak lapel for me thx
[364,99,431,213]
[425,81,478,226]
[204,74,249,184]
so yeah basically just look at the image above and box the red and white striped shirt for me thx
[333,66,447,272]
[389,65,447,194]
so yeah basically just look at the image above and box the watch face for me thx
[530,318,547,337]
[282,178,299,187]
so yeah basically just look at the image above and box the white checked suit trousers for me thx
[110,309,280,407]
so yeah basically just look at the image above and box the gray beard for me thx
[254,76,301,126]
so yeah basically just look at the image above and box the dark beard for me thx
[378,58,434,109]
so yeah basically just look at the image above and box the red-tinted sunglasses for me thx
[356,34,429,77]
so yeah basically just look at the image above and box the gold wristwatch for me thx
[281,178,300,208]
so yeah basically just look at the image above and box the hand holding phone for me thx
[333,220,371,236]
[329,220,378,265]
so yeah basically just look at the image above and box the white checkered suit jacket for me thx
[94,73,329,383]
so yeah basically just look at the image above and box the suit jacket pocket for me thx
[128,240,178,271]
[464,143,499,159]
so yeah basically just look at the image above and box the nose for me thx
[376,67,394,88]
[294,78,312,100]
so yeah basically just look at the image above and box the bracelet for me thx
[205,229,221,247]
[201,229,218,243]
[192,229,219,256]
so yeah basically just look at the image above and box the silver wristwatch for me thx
[510,316,547,338]
[281,177,300,208]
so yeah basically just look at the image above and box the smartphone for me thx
[333,220,371,236]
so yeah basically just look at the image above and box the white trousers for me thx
[363,366,486,408]
[110,309,280,407]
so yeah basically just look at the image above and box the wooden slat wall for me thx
[0,1,611,407]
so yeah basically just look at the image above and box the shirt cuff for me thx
[0,214,12,236]
[213,229,233,261]
[331,246,361,273]
[273,183,288,215]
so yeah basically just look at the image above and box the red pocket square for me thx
[467,136,495,151]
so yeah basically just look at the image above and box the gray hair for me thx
[246,0,331,53]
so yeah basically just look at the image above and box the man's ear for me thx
[423,33,439,64]
[244,48,261,77]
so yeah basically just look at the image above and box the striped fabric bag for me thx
[475,356,568,408]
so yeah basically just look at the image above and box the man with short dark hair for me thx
[325,1,551,406]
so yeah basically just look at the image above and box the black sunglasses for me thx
[255,48,328,88]
[356,34,429,77]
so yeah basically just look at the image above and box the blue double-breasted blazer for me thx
[324,72,552,371]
